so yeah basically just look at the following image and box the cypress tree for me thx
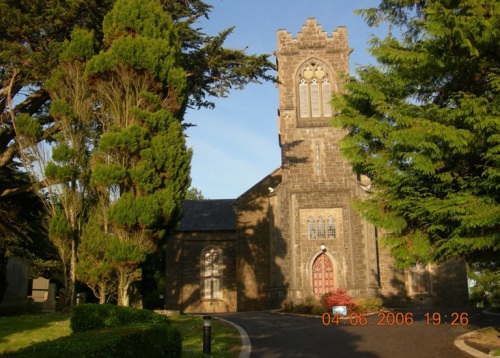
[332,0,500,267]
[86,0,191,305]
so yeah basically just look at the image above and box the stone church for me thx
[165,19,468,313]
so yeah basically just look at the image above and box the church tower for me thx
[269,18,380,304]
[165,19,469,313]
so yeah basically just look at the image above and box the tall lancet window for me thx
[202,247,222,300]
[327,216,336,239]
[307,216,316,240]
[298,60,333,119]
[317,216,326,239]
[315,141,321,176]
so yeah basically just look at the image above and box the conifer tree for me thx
[41,28,99,306]
[332,0,500,267]
[1,0,275,304]
[86,0,191,306]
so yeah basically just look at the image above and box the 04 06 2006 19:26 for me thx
[321,311,469,326]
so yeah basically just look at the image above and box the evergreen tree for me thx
[186,187,205,200]
[87,0,191,306]
[37,28,99,307]
[332,0,500,267]
[77,216,116,304]
[1,0,275,305]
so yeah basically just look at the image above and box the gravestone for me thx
[42,283,57,312]
[0,257,29,312]
[32,277,49,303]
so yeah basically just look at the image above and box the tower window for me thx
[327,216,336,239]
[298,60,333,119]
[317,216,326,239]
[307,216,316,240]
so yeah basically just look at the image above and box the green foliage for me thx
[353,297,383,314]
[2,0,275,307]
[48,210,73,242]
[70,304,170,332]
[90,163,127,188]
[14,114,43,141]
[77,219,116,303]
[332,0,500,266]
[60,28,99,62]
[185,187,205,200]
[106,234,149,265]
[164,0,276,110]
[468,266,500,307]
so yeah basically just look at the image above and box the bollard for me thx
[203,315,211,354]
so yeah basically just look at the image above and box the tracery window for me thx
[317,216,326,239]
[327,216,336,239]
[202,247,222,300]
[409,264,430,295]
[298,60,333,119]
[307,216,316,240]
[307,215,336,240]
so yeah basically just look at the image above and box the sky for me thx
[184,1,389,199]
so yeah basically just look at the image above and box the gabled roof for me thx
[232,167,282,206]
[176,199,236,232]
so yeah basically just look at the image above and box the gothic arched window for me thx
[307,216,316,240]
[202,247,222,300]
[327,216,336,239]
[317,216,326,239]
[298,60,333,119]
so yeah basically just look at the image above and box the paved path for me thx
[216,308,499,358]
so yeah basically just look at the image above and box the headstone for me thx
[0,257,29,312]
[32,277,49,303]
[42,283,57,312]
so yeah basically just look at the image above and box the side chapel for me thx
[165,19,469,313]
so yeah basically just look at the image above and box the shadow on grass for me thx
[0,313,71,352]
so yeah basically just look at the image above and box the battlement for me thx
[277,18,348,53]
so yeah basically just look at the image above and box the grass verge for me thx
[0,312,241,357]
[169,315,241,358]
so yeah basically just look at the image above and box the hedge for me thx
[70,303,171,333]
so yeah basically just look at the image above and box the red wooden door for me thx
[312,254,334,297]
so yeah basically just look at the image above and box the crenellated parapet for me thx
[277,18,350,54]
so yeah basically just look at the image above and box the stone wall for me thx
[233,170,282,310]
[165,231,237,313]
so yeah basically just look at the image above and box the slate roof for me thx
[175,199,236,232]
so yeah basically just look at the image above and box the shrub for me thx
[311,305,326,315]
[292,303,312,314]
[5,324,181,358]
[353,297,383,314]
[320,288,356,313]
[70,304,170,333]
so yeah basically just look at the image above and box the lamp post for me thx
[203,315,211,354]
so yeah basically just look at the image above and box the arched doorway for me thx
[312,253,334,297]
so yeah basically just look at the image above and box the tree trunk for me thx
[69,239,77,307]
[117,272,130,306]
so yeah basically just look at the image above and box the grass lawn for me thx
[0,313,71,355]
[169,315,241,358]
[0,313,240,357]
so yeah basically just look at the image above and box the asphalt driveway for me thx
[216,308,499,358]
